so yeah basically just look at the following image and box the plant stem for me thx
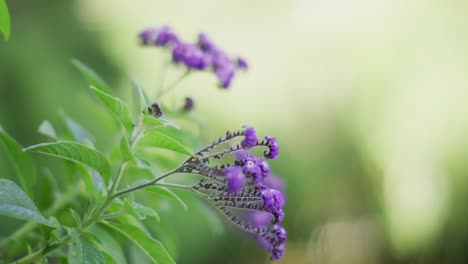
[82,123,143,228]
[154,182,193,190]
[108,161,128,196]
[112,167,183,198]
[157,69,190,99]
[101,211,125,220]
[15,235,71,264]
[0,184,80,248]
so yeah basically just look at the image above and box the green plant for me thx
[0,26,287,263]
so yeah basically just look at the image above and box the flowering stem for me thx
[154,182,193,190]
[113,167,183,198]
[158,60,171,94]
[192,131,244,157]
[157,69,190,99]
[196,146,243,162]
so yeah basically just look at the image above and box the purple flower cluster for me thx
[241,126,258,149]
[224,166,245,194]
[264,136,279,159]
[183,126,286,260]
[139,25,248,88]
[140,26,179,46]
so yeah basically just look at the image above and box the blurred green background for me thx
[2,0,468,263]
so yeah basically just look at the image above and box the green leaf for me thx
[0,179,54,227]
[24,141,111,184]
[142,114,180,130]
[72,59,112,94]
[123,199,160,222]
[0,0,10,41]
[60,111,95,144]
[131,79,150,114]
[38,120,58,140]
[89,225,127,264]
[143,186,188,211]
[90,86,134,133]
[120,135,134,162]
[69,209,82,228]
[0,127,36,196]
[105,222,175,264]
[138,131,193,156]
[75,164,106,199]
[69,230,105,264]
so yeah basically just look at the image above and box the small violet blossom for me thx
[241,126,258,149]
[224,166,245,194]
[140,26,179,46]
[139,26,248,88]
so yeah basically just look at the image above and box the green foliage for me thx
[71,59,112,94]
[131,79,150,114]
[123,197,160,222]
[89,225,127,264]
[0,179,54,227]
[38,120,58,140]
[120,134,135,162]
[143,186,188,211]
[69,230,105,264]
[0,0,10,41]
[0,127,36,196]
[24,141,111,184]
[90,86,134,133]
[0,59,208,263]
[60,111,95,143]
[105,222,175,264]
[138,130,193,156]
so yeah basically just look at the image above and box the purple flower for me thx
[261,188,285,212]
[198,32,217,52]
[241,126,258,149]
[139,26,179,46]
[184,128,286,260]
[236,57,248,69]
[234,149,248,160]
[212,50,232,70]
[258,224,287,260]
[257,158,270,179]
[250,211,273,228]
[270,225,287,260]
[139,28,159,45]
[271,241,286,260]
[155,26,179,46]
[172,42,211,70]
[182,44,209,69]
[264,136,279,159]
[263,174,285,192]
[140,26,249,89]
[224,166,245,194]
[242,154,262,183]
[215,65,235,88]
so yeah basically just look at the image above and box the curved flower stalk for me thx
[167,126,286,260]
